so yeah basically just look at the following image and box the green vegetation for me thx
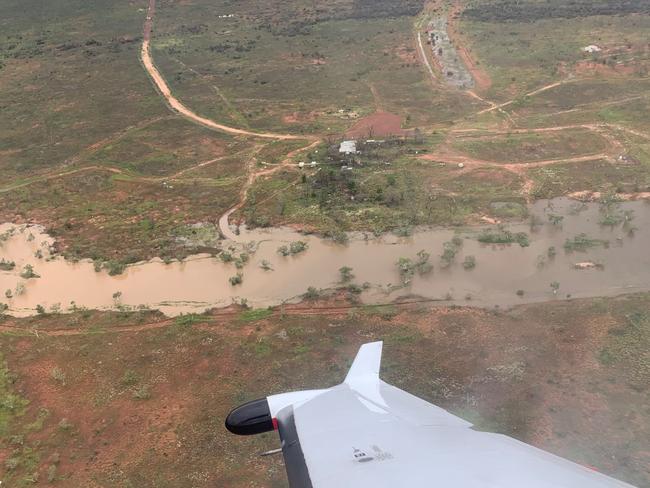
[463,255,477,270]
[397,250,433,284]
[132,385,151,400]
[238,308,273,322]
[229,273,243,286]
[440,238,463,268]
[277,241,308,256]
[0,259,16,271]
[303,286,320,300]
[563,233,608,252]
[599,311,650,389]
[452,130,608,163]
[19,265,39,279]
[174,313,204,327]
[464,0,650,22]
[120,369,139,387]
[339,266,354,283]
[477,228,530,247]
[550,281,560,295]
[0,354,29,437]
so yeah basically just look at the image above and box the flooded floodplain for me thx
[1,198,650,317]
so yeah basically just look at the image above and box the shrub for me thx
[289,241,308,255]
[477,228,529,247]
[440,242,460,267]
[347,284,363,294]
[58,418,73,431]
[463,255,476,270]
[397,257,416,284]
[120,370,139,386]
[103,260,126,276]
[339,266,354,283]
[0,259,15,271]
[564,234,607,252]
[20,264,40,279]
[239,308,273,322]
[174,313,202,326]
[229,273,243,286]
[278,241,308,256]
[51,367,66,385]
[303,286,320,300]
[133,385,151,400]
[415,250,433,275]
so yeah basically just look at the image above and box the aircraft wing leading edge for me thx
[226,342,636,488]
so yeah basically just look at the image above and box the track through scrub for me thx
[218,139,321,240]
[140,0,305,141]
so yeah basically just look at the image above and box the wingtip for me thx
[344,341,383,384]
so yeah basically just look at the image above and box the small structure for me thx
[339,140,357,154]
[298,162,305,169]
[582,45,601,53]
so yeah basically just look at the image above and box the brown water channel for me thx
[1,198,649,317]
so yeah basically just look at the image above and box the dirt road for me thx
[218,139,321,239]
[141,0,302,140]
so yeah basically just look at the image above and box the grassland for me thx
[150,0,481,132]
[1,293,649,486]
[2,0,650,260]
[451,129,609,163]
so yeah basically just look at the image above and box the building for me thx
[339,140,357,154]
[582,45,601,53]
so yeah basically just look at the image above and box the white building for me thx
[582,45,601,53]
[339,140,357,154]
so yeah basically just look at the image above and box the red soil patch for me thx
[395,45,418,63]
[345,111,410,139]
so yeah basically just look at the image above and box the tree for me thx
[339,266,354,283]
[550,281,560,295]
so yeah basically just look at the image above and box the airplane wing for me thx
[226,342,636,488]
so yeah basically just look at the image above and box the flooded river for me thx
[1,198,649,317]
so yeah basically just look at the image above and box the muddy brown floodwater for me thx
[1,198,650,317]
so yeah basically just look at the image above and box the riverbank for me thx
[1,197,649,317]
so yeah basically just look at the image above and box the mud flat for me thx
[427,14,474,89]
[1,199,650,316]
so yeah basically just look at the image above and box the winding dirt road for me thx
[141,0,302,140]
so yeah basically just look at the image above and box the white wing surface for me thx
[271,341,635,488]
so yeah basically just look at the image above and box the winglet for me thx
[344,341,383,384]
